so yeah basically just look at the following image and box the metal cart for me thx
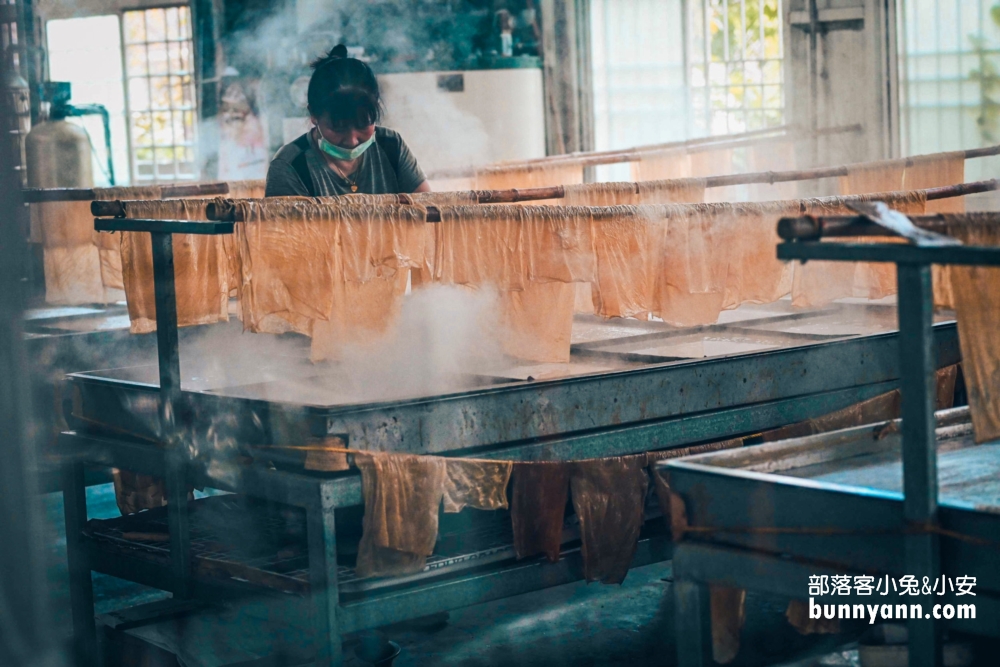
[666,212,1000,667]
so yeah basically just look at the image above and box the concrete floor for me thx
[342,563,854,667]
[43,484,863,667]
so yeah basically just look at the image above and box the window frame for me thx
[686,0,785,137]
[119,3,199,184]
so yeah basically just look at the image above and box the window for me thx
[899,0,1000,182]
[46,15,129,186]
[591,0,688,155]
[688,0,784,136]
[589,0,785,173]
[122,6,198,183]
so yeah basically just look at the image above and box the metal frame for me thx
[23,303,151,493]
[60,215,961,666]
[669,233,1000,667]
[689,0,785,135]
[120,5,199,184]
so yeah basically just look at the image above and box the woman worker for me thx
[265,44,431,197]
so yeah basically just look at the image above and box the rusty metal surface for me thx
[65,304,960,456]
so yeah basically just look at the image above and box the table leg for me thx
[674,574,713,667]
[63,461,97,667]
[896,263,942,667]
[307,482,342,666]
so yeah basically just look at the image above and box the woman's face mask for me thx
[314,120,376,160]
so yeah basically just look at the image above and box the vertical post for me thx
[896,263,941,667]
[674,553,713,667]
[0,47,65,667]
[149,231,191,596]
[150,231,181,411]
[63,461,98,667]
[307,481,342,666]
[165,452,192,597]
[191,0,220,179]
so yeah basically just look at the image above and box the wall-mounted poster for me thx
[218,77,269,180]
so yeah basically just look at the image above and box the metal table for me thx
[59,215,960,666]
[23,303,157,492]
[667,217,1000,667]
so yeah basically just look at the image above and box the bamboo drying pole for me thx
[84,153,1000,217]
[93,179,998,225]
[443,144,1000,203]
[778,212,1000,241]
[22,181,231,203]
[427,123,864,179]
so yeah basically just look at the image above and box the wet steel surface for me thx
[72,301,908,404]
[65,300,959,457]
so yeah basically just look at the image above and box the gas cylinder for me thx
[25,116,93,188]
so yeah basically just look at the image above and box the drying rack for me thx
[59,207,964,667]
[427,123,864,179]
[665,212,1000,667]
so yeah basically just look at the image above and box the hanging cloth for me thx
[692,147,738,204]
[791,188,927,307]
[474,162,584,198]
[720,203,794,309]
[590,205,659,319]
[817,161,908,304]
[948,221,1000,443]
[510,461,571,563]
[234,199,426,361]
[630,147,691,182]
[434,205,582,362]
[499,281,577,363]
[433,205,527,291]
[225,179,266,199]
[354,452,447,578]
[569,455,649,584]
[563,182,641,206]
[636,178,707,205]
[442,459,514,513]
[36,198,111,305]
[34,186,167,305]
[902,152,966,308]
[747,140,799,202]
[235,198,337,336]
[711,586,747,664]
[652,204,729,326]
[118,199,230,334]
[93,185,167,297]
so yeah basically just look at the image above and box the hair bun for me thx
[330,44,348,59]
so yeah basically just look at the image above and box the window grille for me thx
[688,0,784,136]
[122,6,198,183]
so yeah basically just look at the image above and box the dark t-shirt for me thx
[264,126,426,197]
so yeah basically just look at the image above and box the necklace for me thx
[328,160,359,192]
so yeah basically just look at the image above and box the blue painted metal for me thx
[897,264,942,667]
[674,542,1000,635]
[149,230,193,599]
[674,580,712,666]
[62,460,98,667]
[778,240,1000,266]
[668,232,1000,667]
[66,323,961,455]
[94,218,234,234]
